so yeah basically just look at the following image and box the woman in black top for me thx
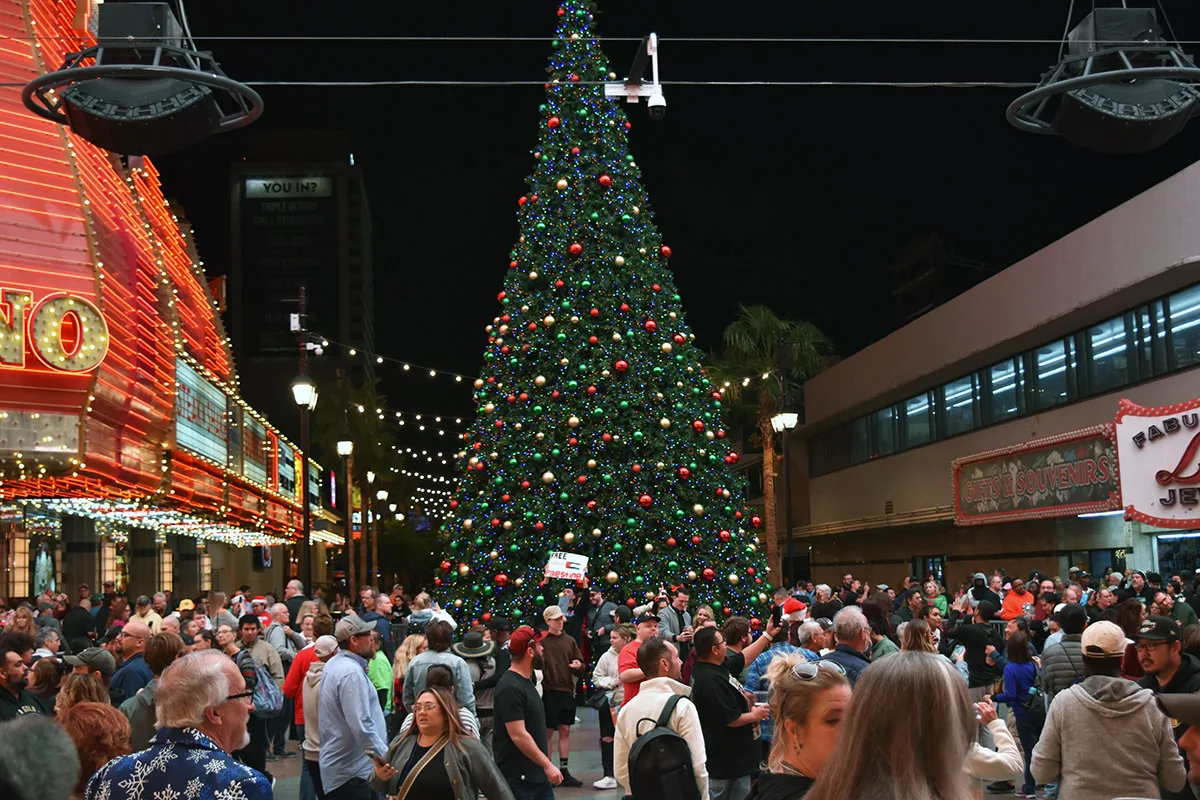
[745,656,851,799]
[370,685,513,800]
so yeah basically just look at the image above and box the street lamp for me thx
[772,400,803,588]
[335,424,354,594]
[291,375,317,594]
[376,488,389,502]
[336,427,354,458]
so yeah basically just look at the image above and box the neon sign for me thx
[0,288,109,373]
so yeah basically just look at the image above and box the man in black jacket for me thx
[584,587,618,663]
[968,572,1001,611]
[1137,615,1200,800]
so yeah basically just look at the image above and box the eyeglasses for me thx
[1134,641,1171,653]
[411,702,439,712]
[226,690,254,701]
[791,661,847,680]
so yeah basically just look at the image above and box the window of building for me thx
[200,551,212,592]
[902,392,933,448]
[1032,338,1072,411]
[986,357,1024,423]
[1135,301,1168,380]
[850,416,870,464]
[1167,284,1200,370]
[940,375,978,437]
[1086,315,1132,395]
[872,406,896,457]
[101,540,117,587]
[159,546,173,593]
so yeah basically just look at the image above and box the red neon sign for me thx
[0,288,110,373]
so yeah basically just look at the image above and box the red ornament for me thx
[750,617,761,630]
[651,284,662,292]
[554,279,565,288]
[714,489,725,499]
[449,500,459,509]
[747,567,756,575]
[717,430,726,439]
[692,420,705,432]
[568,437,578,446]
[602,433,612,442]
[588,336,598,345]
[494,420,504,428]
[691,536,701,545]
[548,116,561,129]
[500,346,510,355]
[495,573,509,585]
[440,560,451,572]
[587,385,598,394]
[674,333,685,344]
[551,390,561,399]
[518,196,527,206]
[491,518,501,528]
[569,242,583,256]
[587,500,597,511]
[577,475,588,485]
[434,577,442,586]
[509,260,519,269]
[599,174,612,187]
[569,73,580,82]
[530,194,539,203]
[678,467,691,480]
[638,494,653,508]
[482,612,492,622]
[557,7,565,16]
[667,537,677,547]
[631,464,642,473]
[519,393,529,401]
[703,568,715,581]
[660,245,672,258]
[590,307,601,317]
[751,515,763,529]
[620,303,630,312]
[496,291,507,301]
[501,494,510,502]
[723,607,732,616]
[728,452,740,464]
[501,314,511,322]
[644,320,657,332]
[571,146,581,155]
[627,598,638,607]
[614,359,629,373]
[521,480,531,489]
[534,521,545,531]
[719,530,731,542]
[624,121,632,130]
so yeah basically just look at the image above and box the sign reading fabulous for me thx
[953,425,1120,526]
[1115,398,1200,529]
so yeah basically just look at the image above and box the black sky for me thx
[154,1,1200,431]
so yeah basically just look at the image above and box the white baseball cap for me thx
[1081,620,1126,658]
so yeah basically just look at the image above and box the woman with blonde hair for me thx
[370,684,513,799]
[805,651,978,800]
[54,673,110,719]
[8,605,36,636]
[900,618,937,653]
[392,633,427,716]
[745,653,851,799]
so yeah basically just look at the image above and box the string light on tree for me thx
[436,0,768,634]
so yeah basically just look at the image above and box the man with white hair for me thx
[284,579,310,628]
[86,650,272,800]
[820,606,871,685]
[810,583,843,621]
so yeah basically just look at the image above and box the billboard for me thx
[277,440,296,499]
[175,359,228,464]
[953,425,1120,526]
[243,416,268,487]
[1116,398,1200,529]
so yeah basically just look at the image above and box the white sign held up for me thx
[545,552,589,581]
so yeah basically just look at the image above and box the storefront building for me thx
[791,159,1200,589]
[0,0,340,602]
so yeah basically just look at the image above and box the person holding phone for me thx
[369,685,512,800]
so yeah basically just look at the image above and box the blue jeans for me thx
[508,778,555,800]
[710,776,751,800]
[1015,714,1041,795]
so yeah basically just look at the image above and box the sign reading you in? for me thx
[545,552,589,581]
[1116,398,1200,529]
[953,425,1120,526]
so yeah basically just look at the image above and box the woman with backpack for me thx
[990,631,1041,799]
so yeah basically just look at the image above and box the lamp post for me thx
[375,488,388,588]
[771,401,801,588]
[290,375,317,594]
[336,426,354,596]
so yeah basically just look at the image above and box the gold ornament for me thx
[644,543,654,552]
[556,178,569,190]
[463,519,473,530]
[661,343,672,353]
[614,255,625,266]
[592,527,602,537]
[458,564,470,576]
[587,459,597,468]
[693,504,705,515]
[567,416,580,428]
[660,418,671,428]
[564,531,575,543]
[759,593,769,604]
[474,379,484,389]
[560,358,570,366]
[514,577,524,587]
[454,598,464,607]
[503,521,513,530]
[489,550,499,559]
[534,375,547,387]
[528,271,538,280]
[612,333,622,342]
[632,205,640,214]
[543,315,556,326]
[706,431,715,440]
[729,574,739,585]
[484,403,495,413]
[688,570,698,580]
[541,471,556,484]
[606,570,619,584]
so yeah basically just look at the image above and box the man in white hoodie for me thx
[302,635,338,800]
[1031,621,1186,799]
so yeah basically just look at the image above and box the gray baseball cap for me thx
[64,647,117,678]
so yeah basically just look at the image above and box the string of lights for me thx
[317,337,472,381]
[349,404,468,438]
[395,446,453,466]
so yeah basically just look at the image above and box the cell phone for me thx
[365,749,387,767]
[771,604,783,627]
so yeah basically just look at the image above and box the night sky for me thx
[154,1,1200,439]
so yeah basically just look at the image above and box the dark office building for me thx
[229,132,375,439]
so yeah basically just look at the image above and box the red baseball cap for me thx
[508,625,545,657]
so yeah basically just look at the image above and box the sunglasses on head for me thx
[791,660,847,681]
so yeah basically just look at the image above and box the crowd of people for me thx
[3,566,1200,800]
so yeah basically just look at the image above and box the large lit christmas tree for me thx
[438,1,770,634]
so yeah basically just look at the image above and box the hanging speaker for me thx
[1006,8,1200,154]
[21,3,262,155]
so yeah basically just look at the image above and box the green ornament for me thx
[559,492,569,500]
[510,543,520,552]
[535,222,546,231]
[602,474,612,482]
[621,214,631,222]
[668,560,678,569]
[632,430,643,440]
[581,280,591,289]
[508,458,518,466]
[624,518,635,526]
[711,600,723,610]
[533,405,544,414]
[493,476,503,485]
[590,212,600,220]
[634,576,644,584]
[561,300,571,309]
[557,333,566,342]
[619,401,630,410]
[614,543,623,552]
[567,380,578,389]
[533,453,543,462]
[592,407,604,417]
[474,537,484,546]
[551,448,561,457]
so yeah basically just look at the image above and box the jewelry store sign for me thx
[1116,398,1200,529]
[953,425,1120,526]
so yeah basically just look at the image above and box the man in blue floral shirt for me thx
[87,650,271,800]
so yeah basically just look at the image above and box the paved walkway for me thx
[270,708,623,800]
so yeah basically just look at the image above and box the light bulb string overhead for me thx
[316,336,473,382]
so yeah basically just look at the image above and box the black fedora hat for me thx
[451,631,495,659]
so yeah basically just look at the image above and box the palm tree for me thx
[706,305,831,584]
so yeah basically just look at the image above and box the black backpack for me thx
[626,694,701,800]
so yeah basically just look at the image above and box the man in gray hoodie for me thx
[302,635,338,800]
[1032,621,1186,799]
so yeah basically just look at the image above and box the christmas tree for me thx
[438,1,770,635]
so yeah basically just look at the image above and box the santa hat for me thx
[783,597,807,621]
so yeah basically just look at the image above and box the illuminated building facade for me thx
[0,0,339,600]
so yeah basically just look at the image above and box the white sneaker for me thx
[593,776,618,790]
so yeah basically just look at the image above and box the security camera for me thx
[647,94,666,121]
